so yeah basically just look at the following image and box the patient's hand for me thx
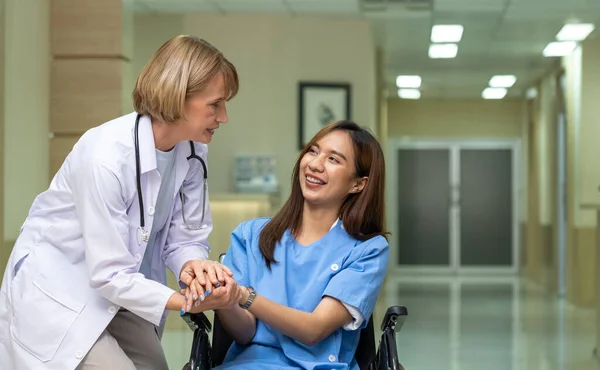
[180,260,233,312]
[183,273,243,312]
[180,275,243,313]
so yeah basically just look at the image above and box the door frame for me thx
[386,138,522,276]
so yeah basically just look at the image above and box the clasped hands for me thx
[178,259,250,314]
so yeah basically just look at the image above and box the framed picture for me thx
[298,81,351,150]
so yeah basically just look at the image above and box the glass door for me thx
[389,139,520,275]
[396,147,452,269]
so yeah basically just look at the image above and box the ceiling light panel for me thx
[526,87,538,100]
[398,89,421,99]
[489,75,517,88]
[396,75,422,88]
[556,23,595,41]
[428,44,458,59]
[431,25,464,43]
[482,87,507,99]
[543,41,577,57]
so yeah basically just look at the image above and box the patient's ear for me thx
[349,177,368,194]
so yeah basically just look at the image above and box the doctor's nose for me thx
[217,104,228,124]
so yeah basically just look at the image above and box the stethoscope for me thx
[134,114,208,245]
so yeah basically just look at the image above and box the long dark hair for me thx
[258,120,389,268]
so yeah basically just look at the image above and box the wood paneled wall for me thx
[49,0,132,178]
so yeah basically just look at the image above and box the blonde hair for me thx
[132,35,239,123]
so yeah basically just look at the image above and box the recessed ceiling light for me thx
[556,23,595,41]
[482,87,507,99]
[525,87,538,99]
[489,75,517,88]
[431,25,464,43]
[396,75,422,88]
[543,41,577,57]
[428,44,458,59]
[398,89,421,99]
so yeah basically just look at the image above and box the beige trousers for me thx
[76,309,169,370]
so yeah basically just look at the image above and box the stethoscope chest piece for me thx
[137,227,149,245]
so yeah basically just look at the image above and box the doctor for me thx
[0,35,238,370]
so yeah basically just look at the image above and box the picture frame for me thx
[298,81,351,150]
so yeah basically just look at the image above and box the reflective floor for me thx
[161,275,598,370]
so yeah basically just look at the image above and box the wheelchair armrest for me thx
[182,312,212,333]
[380,305,408,333]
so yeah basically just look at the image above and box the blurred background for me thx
[1,0,600,369]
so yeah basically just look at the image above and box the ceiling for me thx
[133,0,600,99]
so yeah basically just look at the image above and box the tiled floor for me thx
[160,275,598,370]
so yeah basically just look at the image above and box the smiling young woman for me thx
[193,120,390,370]
[259,120,388,267]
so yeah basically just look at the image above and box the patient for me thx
[191,120,389,369]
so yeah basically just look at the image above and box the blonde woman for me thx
[0,35,238,370]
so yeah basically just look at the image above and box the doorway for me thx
[387,139,521,275]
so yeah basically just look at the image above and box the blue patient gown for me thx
[214,218,390,370]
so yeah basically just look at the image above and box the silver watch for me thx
[240,286,256,310]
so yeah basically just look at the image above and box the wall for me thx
[562,44,596,307]
[3,0,50,242]
[387,98,524,138]
[597,209,600,361]
[0,0,5,272]
[533,75,558,288]
[525,97,540,279]
[519,97,529,270]
[133,13,377,200]
[527,40,599,307]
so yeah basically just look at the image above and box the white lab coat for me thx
[0,112,213,370]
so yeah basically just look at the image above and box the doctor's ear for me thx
[349,177,368,194]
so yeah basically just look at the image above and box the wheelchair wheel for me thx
[182,362,192,370]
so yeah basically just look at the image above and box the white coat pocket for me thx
[10,275,85,362]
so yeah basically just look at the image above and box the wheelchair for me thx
[181,304,408,370]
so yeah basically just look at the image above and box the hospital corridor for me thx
[2,0,600,369]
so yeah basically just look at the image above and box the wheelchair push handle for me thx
[182,312,212,333]
[381,305,407,333]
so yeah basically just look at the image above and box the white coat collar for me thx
[135,114,191,179]
[136,114,158,174]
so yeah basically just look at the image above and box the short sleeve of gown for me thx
[221,222,251,288]
[322,236,390,330]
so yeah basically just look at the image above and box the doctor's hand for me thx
[180,260,233,310]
